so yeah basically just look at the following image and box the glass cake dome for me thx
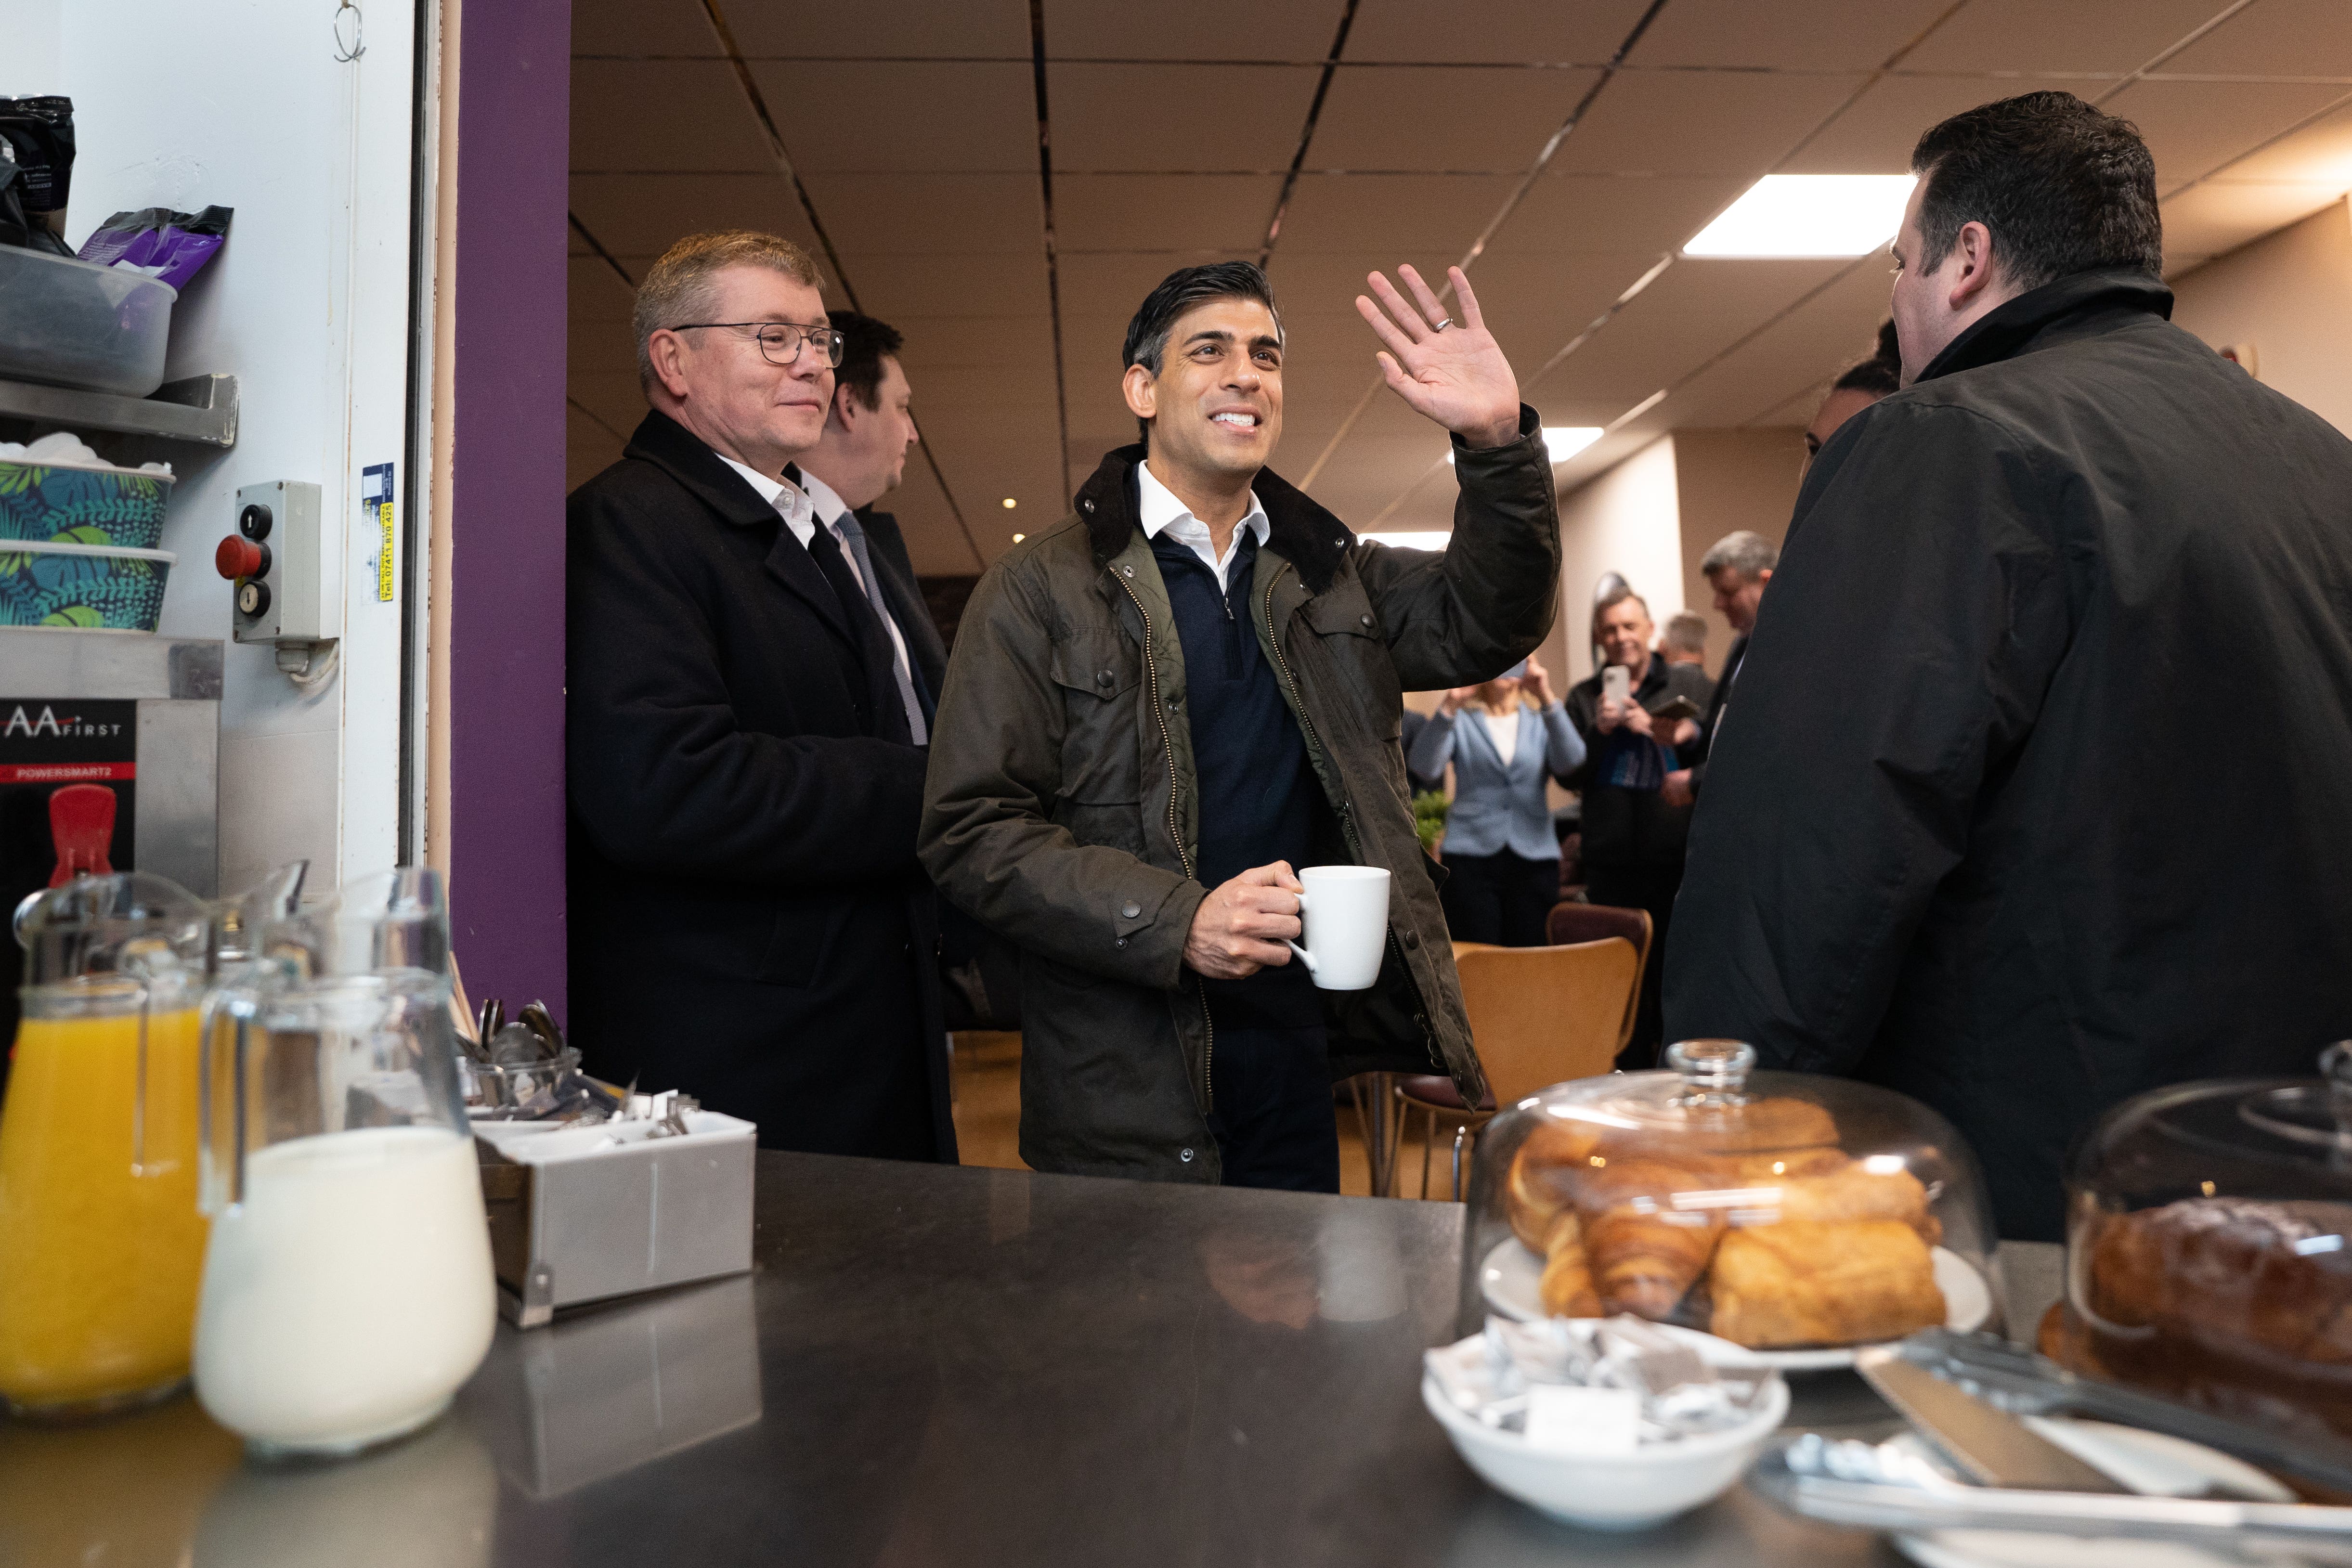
[2048,1041,2352,1444]
[1457,1039,2001,1367]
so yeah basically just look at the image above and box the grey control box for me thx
[229,479,335,646]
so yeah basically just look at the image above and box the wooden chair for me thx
[1392,937,1641,1199]
[1544,902,1653,1057]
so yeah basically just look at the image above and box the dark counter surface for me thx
[2,1152,2056,1567]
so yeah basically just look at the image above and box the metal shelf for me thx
[0,372,239,448]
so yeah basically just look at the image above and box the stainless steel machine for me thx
[0,627,220,1047]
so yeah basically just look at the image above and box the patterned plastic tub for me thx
[0,459,174,549]
[0,539,175,630]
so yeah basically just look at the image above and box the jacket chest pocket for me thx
[1299,583,1403,742]
[1049,632,1145,805]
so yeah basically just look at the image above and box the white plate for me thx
[1893,1419,2294,1568]
[1478,1237,1993,1370]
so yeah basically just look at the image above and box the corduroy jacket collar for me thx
[1074,444,1355,596]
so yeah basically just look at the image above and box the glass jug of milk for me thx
[194,870,493,1458]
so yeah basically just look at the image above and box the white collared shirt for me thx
[1137,461,1269,592]
[716,451,920,730]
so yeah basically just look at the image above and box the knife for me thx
[1857,1346,2128,1492]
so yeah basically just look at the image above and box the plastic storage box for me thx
[0,247,177,398]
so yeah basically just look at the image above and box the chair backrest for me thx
[1454,939,1640,1105]
[1545,901,1652,1051]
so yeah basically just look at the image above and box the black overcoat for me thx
[1665,269,2352,1240]
[566,408,956,1162]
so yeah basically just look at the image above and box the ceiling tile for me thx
[569,256,639,320]
[1271,172,1520,252]
[1629,0,1962,71]
[801,173,1041,253]
[2151,0,2352,77]
[571,61,771,172]
[572,0,719,58]
[1551,69,1869,176]
[751,62,1036,172]
[569,173,826,265]
[1897,0,2233,75]
[1661,257,1899,426]
[568,373,649,437]
[2105,78,2352,190]
[1501,172,1751,253]
[1058,250,1255,315]
[1053,174,1285,249]
[2160,176,2352,265]
[1344,0,1659,65]
[837,252,1052,318]
[1784,74,2107,173]
[1526,257,1851,409]
[1041,0,1345,61]
[1049,64,1321,171]
[723,0,1031,59]
[1308,66,1601,171]
[888,316,1062,372]
[569,316,641,377]
[2194,93,2352,184]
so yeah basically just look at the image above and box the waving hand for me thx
[1355,264,1522,450]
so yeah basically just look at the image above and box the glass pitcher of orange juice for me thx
[0,873,213,1417]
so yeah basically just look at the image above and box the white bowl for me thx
[1422,1371,1789,1530]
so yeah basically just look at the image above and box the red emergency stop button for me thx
[215,536,269,580]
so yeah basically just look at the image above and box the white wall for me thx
[1555,436,1685,682]
[2171,198,2352,441]
[17,0,424,898]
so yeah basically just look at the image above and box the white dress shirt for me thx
[1137,460,1269,591]
[717,453,919,732]
[1480,706,1520,766]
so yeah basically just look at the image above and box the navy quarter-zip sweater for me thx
[1149,528,1325,1031]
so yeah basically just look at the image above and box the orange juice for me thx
[0,995,209,1413]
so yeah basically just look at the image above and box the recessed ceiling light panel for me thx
[1683,175,1917,259]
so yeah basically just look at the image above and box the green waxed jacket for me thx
[919,408,1562,1183]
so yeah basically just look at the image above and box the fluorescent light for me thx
[1363,531,1451,551]
[1446,426,1603,465]
[1683,175,1917,258]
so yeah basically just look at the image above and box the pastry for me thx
[1573,1157,1726,1320]
[1537,1212,1602,1318]
[1721,1153,1942,1244]
[2088,1197,2352,1363]
[1708,1220,1946,1349]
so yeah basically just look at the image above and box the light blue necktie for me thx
[830,511,927,746]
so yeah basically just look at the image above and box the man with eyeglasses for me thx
[567,229,955,1165]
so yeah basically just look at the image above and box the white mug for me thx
[1283,865,1391,991]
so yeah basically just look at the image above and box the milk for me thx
[194,1125,495,1453]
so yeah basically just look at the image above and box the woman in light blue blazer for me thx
[1408,655,1586,946]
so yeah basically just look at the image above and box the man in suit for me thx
[1661,530,1776,809]
[794,311,948,721]
[566,230,955,1163]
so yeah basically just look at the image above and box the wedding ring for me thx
[1432,318,1454,332]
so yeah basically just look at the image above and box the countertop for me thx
[0,1151,2063,1567]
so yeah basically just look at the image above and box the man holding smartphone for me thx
[1564,583,1712,1066]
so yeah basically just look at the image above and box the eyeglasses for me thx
[668,320,846,369]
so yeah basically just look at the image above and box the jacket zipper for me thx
[1113,570,1216,1117]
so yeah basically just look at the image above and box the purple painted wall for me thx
[449,0,571,1017]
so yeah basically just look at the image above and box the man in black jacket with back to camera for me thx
[1666,93,2352,1240]
[566,230,954,1164]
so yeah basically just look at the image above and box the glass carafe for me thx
[194,867,494,1457]
[0,873,213,1416]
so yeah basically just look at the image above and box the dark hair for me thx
[1910,91,2162,292]
[828,310,904,413]
[1121,260,1283,442]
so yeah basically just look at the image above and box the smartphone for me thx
[1503,658,1529,680]
[1602,666,1630,705]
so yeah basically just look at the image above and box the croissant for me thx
[1538,1211,1602,1318]
[1574,1157,1726,1320]
[1708,1220,1946,1348]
